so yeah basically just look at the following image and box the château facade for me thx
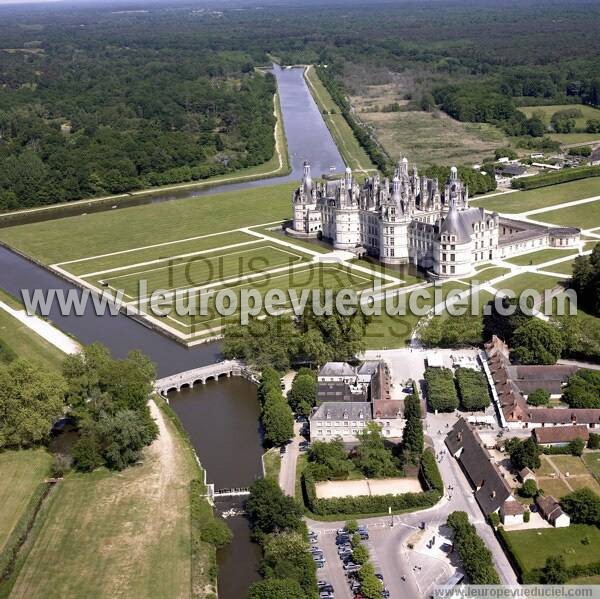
[290,158,580,278]
[290,158,499,278]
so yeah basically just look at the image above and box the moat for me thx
[0,64,344,599]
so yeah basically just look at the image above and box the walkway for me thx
[0,300,80,355]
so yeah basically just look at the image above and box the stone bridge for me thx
[155,359,257,395]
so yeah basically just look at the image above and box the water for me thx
[168,378,265,597]
[0,64,344,599]
[1,65,345,228]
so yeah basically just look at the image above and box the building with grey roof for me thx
[290,157,578,278]
[446,418,514,515]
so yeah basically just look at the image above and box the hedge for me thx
[302,451,442,516]
[420,448,444,494]
[455,367,491,411]
[511,165,600,190]
[424,367,459,412]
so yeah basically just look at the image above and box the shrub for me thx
[527,388,550,406]
[511,165,600,190]
[455,367,491,411]
[568,437,585,456]
[424,367,458,412]
[519,479,538,498]
[523,510,530,523]
[588,433,600,449]
[420,448,444,493]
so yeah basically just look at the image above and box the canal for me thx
[0,65,344,598]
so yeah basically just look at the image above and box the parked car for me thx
[318,583,334,593]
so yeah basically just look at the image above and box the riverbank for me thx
[0,89,290,229]
[3,399,215,599]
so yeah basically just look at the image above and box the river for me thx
[0,64,344,598]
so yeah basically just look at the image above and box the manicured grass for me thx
[537,477,571,499]
[63,230,254,275]
[505,248,579,266]
[538,200,600,229]
[472,178,600,213]
[162,263,382,334]
[583,451,600,479]
[305,66,376,173]
[495,272,562,297]
[549,132,600,144]
[90,243,312,298]
[568,475,600,494]
[544,259,576,275]
[518,104,600,130]
[536,455,557,477]
[502,524,600,572]
[550,455,589,476]
[0,182,296,265]
[0,299,66,371]
[457,266,510,285]
[0,450,52,554]
[9,401,201,599]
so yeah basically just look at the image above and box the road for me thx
[279,421,302,496]
[304,412,518,599]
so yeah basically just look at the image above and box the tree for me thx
[562,369,600,409]
[455,367,491,411]
[357,562,383,599]
[402,391,424,464]
[424,367,458,412]
[352,543,369,565]
[512,319,564,365]
[568,437,585,456]
[288,370,316,416]
[307,439,352,479]
[73,409,158,471]
[245,479,304,536]
[482,297,531,344]
[561,488,600,526]
[507,437,541,471]
[353,422,399,478]
[589,433,600,450]
[541,555,568,584]
[248,579,304,599]
[262,395,294,447]
[527,388,550,407]
[0,359,66,449]
[260,532,318,597]
[519,479,539,498]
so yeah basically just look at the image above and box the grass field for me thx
[457,266,510,285]
[0,449,52,554]
[537,200,600,229]
[495,272,562,296]
[540,259,576,275]
[502,524,600,572]
[0,289,66,371]
[357,108,507,167]
[8,401,203,599]
[305,66,376,173]
[583,452,600,480]
[472,178,600,213]
[518,104,600,131]
[0,180,410,342]
[505,248,580,266]
[0,183,295,264]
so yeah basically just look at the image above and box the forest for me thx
[1,0,600,209]
[0,6,276,209]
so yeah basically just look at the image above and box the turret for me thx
[302,161,313,196]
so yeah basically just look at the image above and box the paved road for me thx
[305,412,518,598]
[279,421,302,496]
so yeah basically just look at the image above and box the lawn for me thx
[457,266,510,285]
[494,273,562,297]
[8,401,205,599]
[160,263,384,336]
[583,452,600,479]
[87,243,313,298]
[0,449,52,554]
[305,66,376,173]
[472,178,600,214]
[550,455,589,476]
[263,449,281,482]
[0,182,296,265]
[537,477,572,499]
[505,248,580,267]
[0,290,67,371]
[502,524,600,572]
[358,108,507,167]
[537,200,600,229]
[518,104,600,131]
[544,259,576,275]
